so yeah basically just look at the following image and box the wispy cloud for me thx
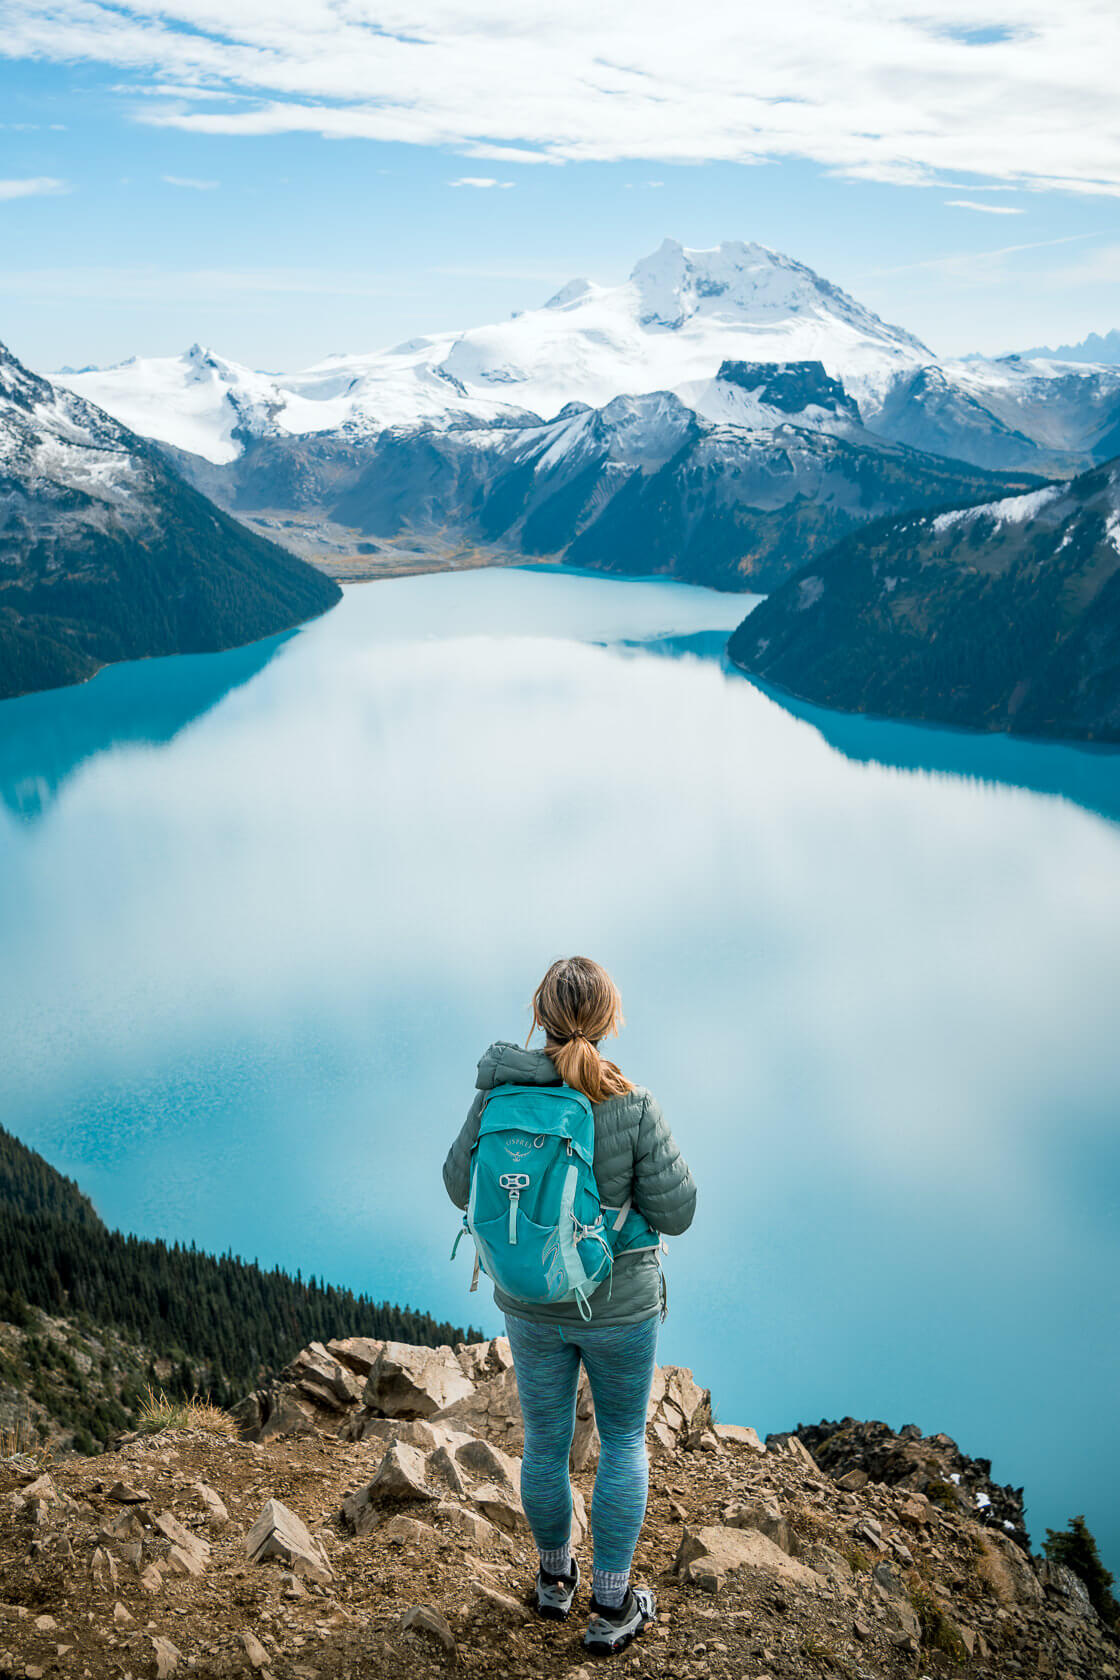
[862,230,1105,279]
[0,176,69,200]
[448,177,515,189]
[162,174,219,190]
[945,200,1024,214]
[0,3,1117,194]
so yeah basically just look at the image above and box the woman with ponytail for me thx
[443,956,696,1654]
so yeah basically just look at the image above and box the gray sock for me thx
[539,1545,571,1579]
[592,1568,629,1608]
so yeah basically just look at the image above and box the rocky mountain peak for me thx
[0,1333,1113,1679]
[626,240,931,357]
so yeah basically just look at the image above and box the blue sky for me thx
[1,2,1118,373]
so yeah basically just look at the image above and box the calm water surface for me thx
[1,567,1118,1571]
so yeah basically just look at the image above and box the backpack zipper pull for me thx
[566,1138,573,1156]
[508,1187,520,1244]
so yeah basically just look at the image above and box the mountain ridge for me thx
[0,339,341,701]
[727,456,1120,740]
[54,240,1120,482]
[0,1331,1115,1679]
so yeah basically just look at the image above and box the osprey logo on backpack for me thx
[450,1083,615,1320]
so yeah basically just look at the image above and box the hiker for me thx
[442,955,697,1655]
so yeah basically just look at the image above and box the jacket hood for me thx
[476,1040,561,1092]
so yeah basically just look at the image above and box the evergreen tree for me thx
[1043,1515,1120,1634]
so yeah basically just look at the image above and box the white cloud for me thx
[0,176,69,200]
[945,199,1024,214]
[162,173,219,189]
[448,177,515,189]
[1,2,1118,195]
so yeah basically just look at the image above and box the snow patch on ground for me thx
[932,484,1065,536]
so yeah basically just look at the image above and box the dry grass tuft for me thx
[0,1416,50,1465]
[138,1385,237,1437]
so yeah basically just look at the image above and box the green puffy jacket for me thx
[442,1041,697,1328]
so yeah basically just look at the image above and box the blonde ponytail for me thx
[526,956,635,1104]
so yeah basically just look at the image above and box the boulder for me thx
[365,1342,475,1419]
[647,1366,710,1453]
[399,1604,457,1657]
[433,1500,508,1549]
[290,1342,365,1408]
[713,1424,765,1452]
[470,1481,526,1533]
[435,1364,523,1446]
[455,1337,514,1383]
[342,1442,435,1535]
[429,1446,469,1497]
[327,1336,386,1377]
[153,1511,210,1577]
[723,1495,790,1553]
[674,1525,821,1594]
[369,1440,436,1503]
[452,1436,521,1493]
[107,1481,151,1504]
[245,1498,333,1585]
[233,1386,316,1444]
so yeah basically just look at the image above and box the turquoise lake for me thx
[1,566,1118,1573]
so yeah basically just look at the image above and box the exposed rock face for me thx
[0,1337,1115,1680]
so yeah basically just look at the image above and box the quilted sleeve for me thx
[442,1090,484,1210]
[632,1092,697,1236]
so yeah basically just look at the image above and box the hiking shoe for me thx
[583,1586,656,1654]
[533,1557,580,1620]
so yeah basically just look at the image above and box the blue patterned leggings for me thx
[504,1312,659,1585]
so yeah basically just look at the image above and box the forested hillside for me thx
[0,1124,475,1444]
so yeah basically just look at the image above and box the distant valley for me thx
[5,238,1120,731]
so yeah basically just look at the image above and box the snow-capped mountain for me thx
[877,355,1120,475]
[58,343,322,466]
[177,363,1040,594]
[729,454,1120,740]
[0,340,338,700]
[53,237,1120,488]
[54,240,936,464]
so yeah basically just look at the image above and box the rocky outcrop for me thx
[234,1332,713,1466]
[776,1415,1029,1549]
[0,1338,1115,1680]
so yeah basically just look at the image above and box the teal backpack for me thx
[451,1083,641,1320]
